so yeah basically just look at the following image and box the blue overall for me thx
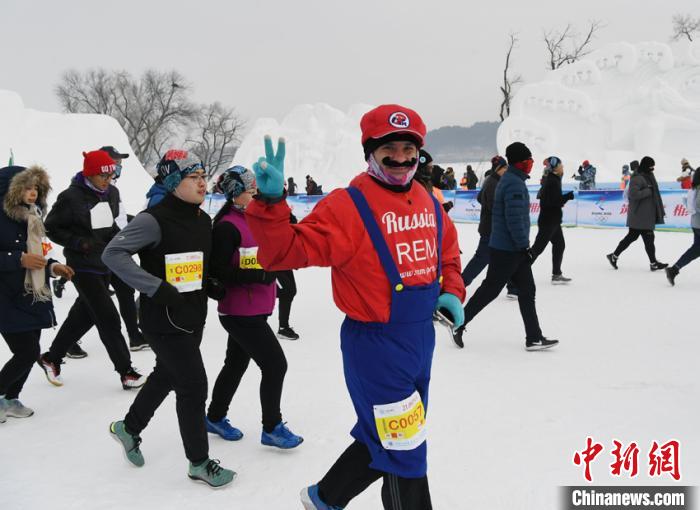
[342,186,443,478]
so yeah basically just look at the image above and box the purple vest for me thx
[217,208,277,317]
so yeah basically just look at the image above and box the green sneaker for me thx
[109,421,145,467]
[188,459,236,488]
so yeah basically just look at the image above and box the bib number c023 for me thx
[373,390,427,451]
[165,251,204,293]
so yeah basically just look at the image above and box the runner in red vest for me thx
[246,104,465,510]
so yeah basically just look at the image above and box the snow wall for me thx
[233,103,375,192]
[498,40,700,182]
[0,89,153,214]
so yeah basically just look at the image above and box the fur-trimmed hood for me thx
[1,165,51,222]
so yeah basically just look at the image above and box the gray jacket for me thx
[626,172,665,230]
[692,189,700,229]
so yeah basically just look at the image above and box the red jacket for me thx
[246,172,465,323]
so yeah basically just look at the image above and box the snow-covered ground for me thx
[2,224,698,509]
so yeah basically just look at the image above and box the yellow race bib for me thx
[239,247,263,270]
[373,391,427,451]
[165,251,204,293]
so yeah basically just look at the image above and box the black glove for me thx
[525,248,534,263]
[205,277,226,301]
[152,281,185,307]
[233,268,277,285]
[442,201,454,213]
[566,191,575,200]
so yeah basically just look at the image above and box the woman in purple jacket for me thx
[205,166,303,449]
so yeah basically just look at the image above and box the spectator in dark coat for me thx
[573,160,596,190]
[530,156,575,283]
[287,177,298,196]
[0,165,74,422]
[455,142,559,351]
[607,156,668,271]
[466,165,478,190]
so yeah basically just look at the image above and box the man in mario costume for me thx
[246,104,465,510]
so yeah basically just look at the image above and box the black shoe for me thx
[66,342,87,359]
[52,279,65,298]
[650,261,668,271]
[665,265,679,286]
[121,368,146,390]
[452,327,465,349]
[129,334,150,352]
[606,253,618,269]
[551,274,572,284]
[277,327,300,341]
[525,337,559,351]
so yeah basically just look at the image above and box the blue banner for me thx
[203,189,693,232]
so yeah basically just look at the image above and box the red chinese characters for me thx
[573,437,604,482]
[610,440,639,477]
[573,438,681,482]
[649,440,681,481]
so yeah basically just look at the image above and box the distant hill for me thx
[424,121,499,162]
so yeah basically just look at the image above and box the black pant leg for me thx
[509,256,544,340]
[463,249,520,324]
[530,222,556,261]
[614,229,641,256]
[47,292,96,361]
[381,474,433,510]
[276,270,297,329]
[70,273,132,375]
[461,234,490,287]
[111,273,141,340]
[0,330,41,400]
[550,225,565,275]
[126,330,209,463]
[212,315,288,431]
[640,230,657,263]
[318,440,384,508]
[207,325,253,423]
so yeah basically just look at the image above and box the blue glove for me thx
[435,292,464,329]
[252,135,286,198]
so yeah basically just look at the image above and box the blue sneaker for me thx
[300,485,343,509]
[205,417,243,441]
[261,421,303,449]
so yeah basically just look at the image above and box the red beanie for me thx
[83,150,116,177]
[360,104,426,159]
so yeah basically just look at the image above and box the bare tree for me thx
[185,102,245,181]
[500,33,522,121]
[56,69,196,166]
[543,20,603,70]
[671,13,700,42]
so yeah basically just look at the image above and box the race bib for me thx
[90,201,114,229]
[239,246,263,270]
[165,251,204,293]
[41,237,53,257]
[373,391,427,451]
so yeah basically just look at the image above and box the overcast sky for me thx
[2,0,697,131]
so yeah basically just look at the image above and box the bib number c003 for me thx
[165,251,204,293]
[373,390,427,451]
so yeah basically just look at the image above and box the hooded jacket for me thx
[627,167,665,230]
[0,165,57,333]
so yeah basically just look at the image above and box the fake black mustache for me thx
[381,157,418,168]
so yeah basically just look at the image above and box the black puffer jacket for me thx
[0,165,56,333]
[476,172,500,236]
[44,172,120,273]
